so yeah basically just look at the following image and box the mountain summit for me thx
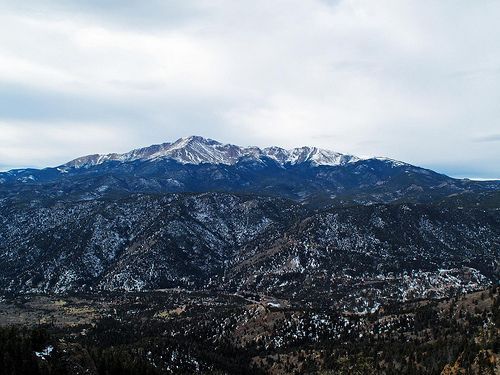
[2,135,499,205]
[63,136,360,169]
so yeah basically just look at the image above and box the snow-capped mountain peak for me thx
[285,146,359,166]
[62,136,361,169]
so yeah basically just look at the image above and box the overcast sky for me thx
[0,0,499,178]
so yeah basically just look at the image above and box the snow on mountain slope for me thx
[63,136,361,169]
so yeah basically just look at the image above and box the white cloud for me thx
[0,0,499,177]
[0,121,139,168]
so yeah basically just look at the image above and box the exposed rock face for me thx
[62,136,360,168]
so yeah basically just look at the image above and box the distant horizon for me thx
[0,135,498,181]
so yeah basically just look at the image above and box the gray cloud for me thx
[0,81,143,122]
[474,134,500,143]
[0,0,499,178]
[0,0,202,30]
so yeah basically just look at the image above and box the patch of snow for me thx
[62,136,361,168]
[35,345,53,359]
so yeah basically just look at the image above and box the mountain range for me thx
[1,136,499,205]
[0,136,498,306]
[63,135,361,168]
